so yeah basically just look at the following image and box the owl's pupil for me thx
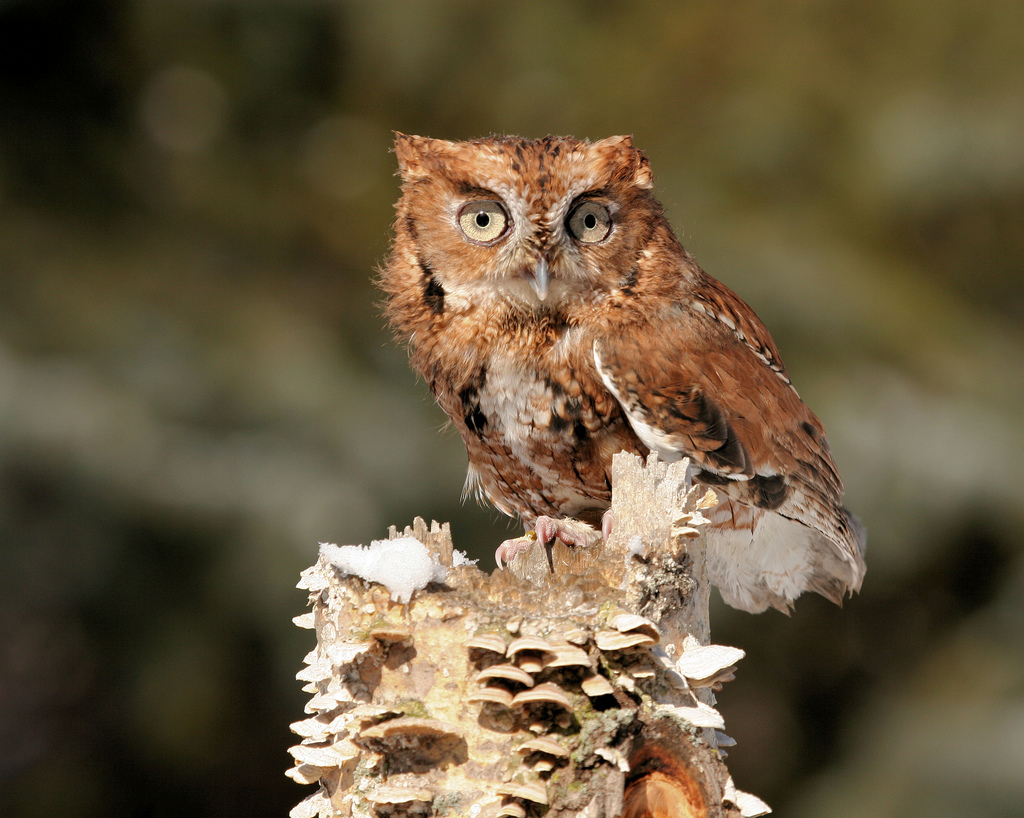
[475,213,490,228]
[584,213,597,230]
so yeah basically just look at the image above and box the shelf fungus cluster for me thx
[288,454,770,817]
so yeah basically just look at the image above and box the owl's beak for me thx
[529,256,550,302]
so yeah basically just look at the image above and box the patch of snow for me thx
[320,537,447,603]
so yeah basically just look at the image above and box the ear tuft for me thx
[393,133,452,180]
[633,152,653,189]
[591,135,654,190]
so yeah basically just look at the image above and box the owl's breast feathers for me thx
[402,295,640,521]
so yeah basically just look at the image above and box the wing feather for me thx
[594,290,865,600]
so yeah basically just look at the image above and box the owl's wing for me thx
[593,284,865,611]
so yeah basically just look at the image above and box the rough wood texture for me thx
[288,453,769,818]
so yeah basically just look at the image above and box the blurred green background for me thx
[1,1,1022,816]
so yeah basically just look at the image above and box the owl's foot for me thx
[495,515,606,569]
[535,515,602,549]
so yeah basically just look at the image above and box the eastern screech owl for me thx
[381,133,866,613]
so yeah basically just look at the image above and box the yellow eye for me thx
[567,201,612,244]
[457,201,509,244]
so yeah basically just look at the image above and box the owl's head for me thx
[392,134,666,312]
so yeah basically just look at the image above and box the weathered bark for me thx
[288,453,769,818]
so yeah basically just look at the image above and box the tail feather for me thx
[706,500,866,614]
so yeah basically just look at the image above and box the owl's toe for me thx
[494,532,537,569]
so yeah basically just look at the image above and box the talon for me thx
[535,516,558,545]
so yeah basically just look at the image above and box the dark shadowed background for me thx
[1,2,1022,816]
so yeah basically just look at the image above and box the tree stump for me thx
[288,453,769,818]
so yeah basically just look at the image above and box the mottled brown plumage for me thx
[381,133,866,613]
